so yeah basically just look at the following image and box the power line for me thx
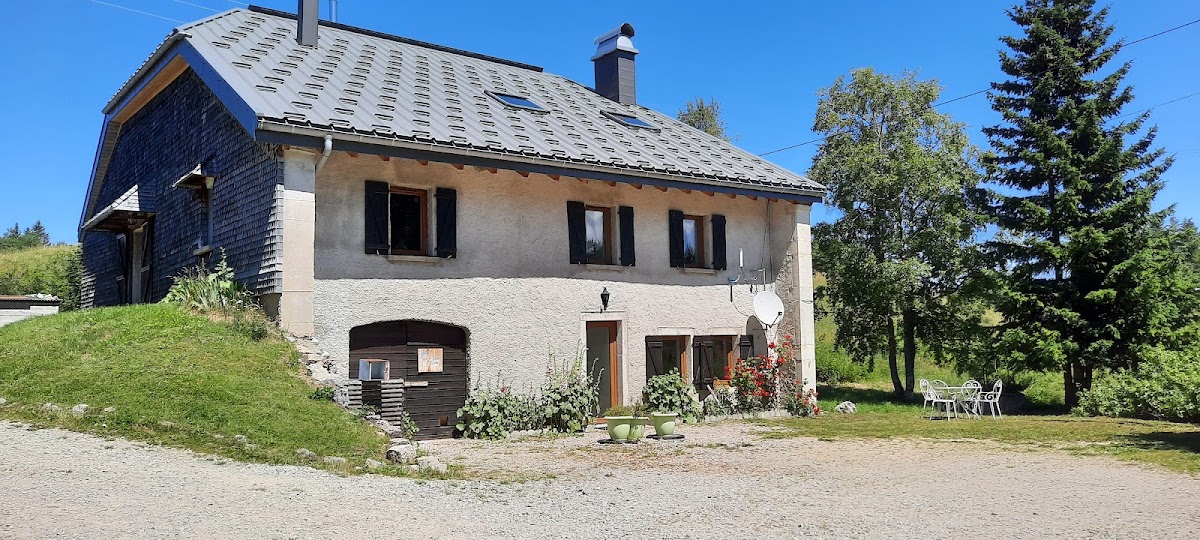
[1117,90,1200,119]
[89,0,186,23]
[172,0,221,13]
[757,16,1200,157]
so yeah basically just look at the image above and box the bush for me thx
[163,254,255,313]
[702,385,739,417]
[541,355,599,433]
[642,369,700,420]
[1075,347,1200,423]
[784,385,821,417]
[455,386,526,440]
[815,345,868,384]
[309,385,335,401]
[230,312,274,341]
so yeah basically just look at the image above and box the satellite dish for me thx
[752,291,785,328]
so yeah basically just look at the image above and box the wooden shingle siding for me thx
[81,70,283,307]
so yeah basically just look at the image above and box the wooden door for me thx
[586,321,619,413]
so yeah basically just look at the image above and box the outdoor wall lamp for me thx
[600,287,610,312]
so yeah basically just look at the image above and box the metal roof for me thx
[90,6,823,222]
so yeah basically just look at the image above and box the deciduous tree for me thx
[812,68,983,399]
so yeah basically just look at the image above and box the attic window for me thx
[487,91,544,112]
[603,111,657,130]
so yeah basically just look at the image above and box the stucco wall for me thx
[310,153,813,399]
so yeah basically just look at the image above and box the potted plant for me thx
[649,410,678,437]
[628,402,650,441]
[603,405,634,442]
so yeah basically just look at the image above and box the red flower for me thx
[784,334,793,340]
[768,342,777,349]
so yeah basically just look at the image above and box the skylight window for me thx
[487,91,544,111]
[603,111,657,130]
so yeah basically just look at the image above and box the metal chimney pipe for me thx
[329,0,338,23]
[297,0,318,46]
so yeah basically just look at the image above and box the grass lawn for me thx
[758,383,1200,474]
[0,304,425,476]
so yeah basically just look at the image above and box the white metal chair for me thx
[926,380,958,420]
[977,380,1004,419]
[960,380,983,419]
[919,379,932,412]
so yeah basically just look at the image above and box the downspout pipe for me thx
[315,134,333,173]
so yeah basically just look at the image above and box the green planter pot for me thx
[629,417,649,440]
[650,412,678,436]
[605,416,634,441]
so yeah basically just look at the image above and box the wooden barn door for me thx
[349,321,468,440]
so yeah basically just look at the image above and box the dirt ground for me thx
[2,420,1198,539]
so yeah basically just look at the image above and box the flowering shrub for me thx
[784,381,821,417]
[729,334,797,411]
[456,383,541,440]
[541,355,599,433]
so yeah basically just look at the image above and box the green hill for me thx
[0,244,81,310]
[0,304,395,472]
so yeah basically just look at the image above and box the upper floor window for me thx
[364,181,457,258]
[389,187,428,255]
[585,206,612,264]
[568,201,635,266]
[669,210,727,271]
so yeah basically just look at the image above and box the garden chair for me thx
[919,379,932,412]
[960,380,983,419]
[977,380,1004,419]
[926,381,958,420]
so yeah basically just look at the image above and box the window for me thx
[364,181,457,258]
[389,187,427,255]
[692,336,735,400]
[584,206,612,264]
[357,358,390,381]
[568,202,635,266]
[646,336,688,380]
[681,214,704,268]
[487,91,545,111]
[669,211,727,270]
[603,111,657,129]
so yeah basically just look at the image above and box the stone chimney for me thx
[297,0,318,46]
[592,23,638,105]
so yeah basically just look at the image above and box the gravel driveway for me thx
[2,420,1198,539]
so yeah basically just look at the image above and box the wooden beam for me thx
[631,183,643,190]
[702,191,715,197]
[724,193,737,199]
[379,155,390,161]
[604,180,617,187]
[547,174,561,181]
[747,195,758,201]
[112,55,189,123]
[452,163,464,170]
[347,152,359,158]
[680,188,692,194]
[486,167,497,174]
[654,186,668,192]
[416,159,428,166]
[517,171,530,177]
[767,197,779,203]
[577,177,589,184]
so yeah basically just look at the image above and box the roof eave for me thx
[256,122,824,202]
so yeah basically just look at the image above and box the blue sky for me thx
[1,0,1197,243]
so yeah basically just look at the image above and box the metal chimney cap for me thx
[594,23,636,45]
[592,23,638,59]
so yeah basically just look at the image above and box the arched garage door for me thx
[349,320,468,439]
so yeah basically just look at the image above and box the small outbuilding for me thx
[0,295,62,327]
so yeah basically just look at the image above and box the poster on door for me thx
[417,348,444,373]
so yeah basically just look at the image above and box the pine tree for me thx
[982,0,1184,407]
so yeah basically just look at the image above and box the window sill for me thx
[194,245,213,257]
[387,254,443,265]
[581,264,626,272]
[682,267,718,275]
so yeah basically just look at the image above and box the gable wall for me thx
[80,69,284,307]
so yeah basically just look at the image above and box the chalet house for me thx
[79,3,823,437]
